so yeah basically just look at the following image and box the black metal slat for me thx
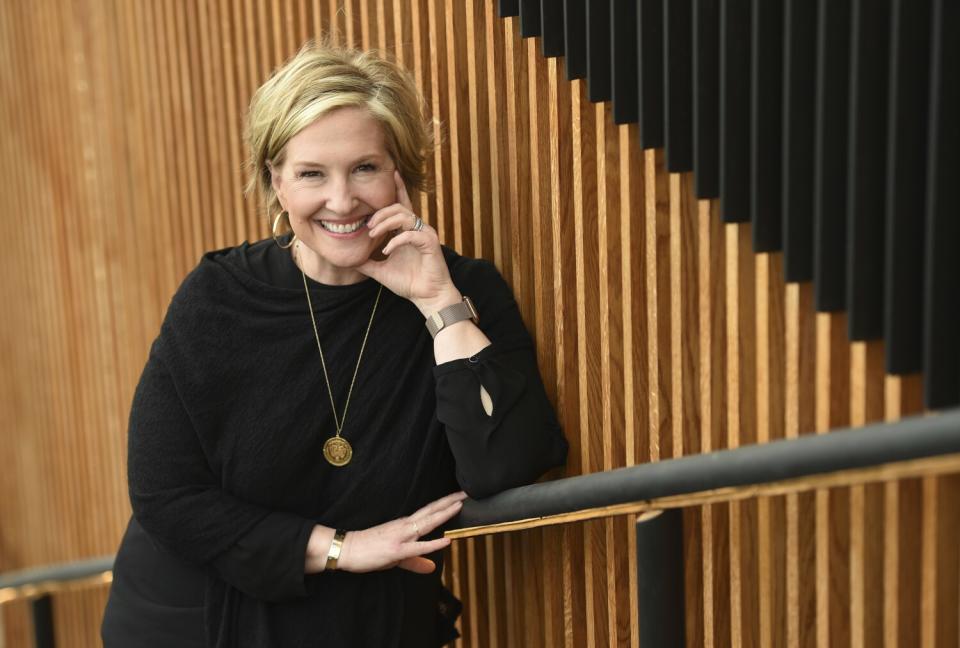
[611,0,639,124]
[720,0,751,222]
[563,0,587,80]
[520,0,542,37]
[499,0,520,18]
[845,0,891,340]
[923,0,960,408]
[812,0,851,312]
[32,596,55,648]
[693,0,720,198]
[587,0,612,102]
[750,0,784,251]
[637,0,664,147]
[781,0,818,282]
[664,0,693,171]
[884,0,932,374]
[637,511,687,648]
[541,0,565,57]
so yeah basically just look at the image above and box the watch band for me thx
[325,529,347,571]
[425,296,479,338]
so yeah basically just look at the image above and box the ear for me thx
[267,161,286,207]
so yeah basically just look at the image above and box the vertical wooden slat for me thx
[883,376,924,648]
[546,54,575,648]
[612,125,650,648]
[425,0,452,241]
[599,102,630,648]
[580,91,609,648]
[726,223,759,648]
[442,0,474,256]
[699,197,730,648]
[672,171,702,648]
[756,252,786,648]
[815,312,851,648]
[465,0,493,261]
[645,149,671,463]
[785,282,817,648]
[848,340,885,648]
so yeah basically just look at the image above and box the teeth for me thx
[320,217,367,234]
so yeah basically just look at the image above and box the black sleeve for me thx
[128,345,315,602]
[433,259,568,499]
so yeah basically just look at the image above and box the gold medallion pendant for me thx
[296,243,382,470]
[323,436,353,467]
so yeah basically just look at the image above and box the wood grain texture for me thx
[2,3,959,647]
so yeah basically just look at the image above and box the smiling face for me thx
[271,106,397,285]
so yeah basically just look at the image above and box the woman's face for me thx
[271,106,397,284]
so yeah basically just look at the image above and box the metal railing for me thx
[3,408,958,647]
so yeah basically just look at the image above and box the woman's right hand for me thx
[339,491,467,574]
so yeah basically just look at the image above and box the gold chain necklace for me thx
[296,244,382,467]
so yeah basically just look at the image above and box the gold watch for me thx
[425,296,480,338]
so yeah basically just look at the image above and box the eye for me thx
[355,163,378,173]
[297,170,323,179]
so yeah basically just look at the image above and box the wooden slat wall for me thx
[1,2,957,647]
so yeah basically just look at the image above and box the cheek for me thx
[362,178,398,209]
[284,189,323,218]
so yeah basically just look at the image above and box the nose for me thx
[323,175,356,216]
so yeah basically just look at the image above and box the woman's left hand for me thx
[357,171,462,316]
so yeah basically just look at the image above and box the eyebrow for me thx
[290,153,386,168]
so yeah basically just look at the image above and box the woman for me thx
[101,42,567,647]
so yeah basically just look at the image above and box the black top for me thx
[101,235,567,648]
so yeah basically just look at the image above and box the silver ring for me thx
[412,216,423,232]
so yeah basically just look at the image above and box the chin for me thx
[315,240,378,269]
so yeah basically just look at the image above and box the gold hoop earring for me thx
[272,211,296,249]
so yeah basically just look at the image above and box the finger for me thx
[413,490,469,518]
[366,203,408,231]
[399,536,452,560]
[382,230,435,256]
[368,210,423,238]
[397,556,436,574]
[413,500,464,537]
[394,169,414,210]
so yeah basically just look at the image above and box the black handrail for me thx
[0,555,114,599]
[0,555,114,648]
[451,407,960,530]
[3,409,958,646]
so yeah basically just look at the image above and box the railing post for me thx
[636,509,685,647]
[32,594,56,648]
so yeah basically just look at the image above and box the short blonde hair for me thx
[244,41,433,218]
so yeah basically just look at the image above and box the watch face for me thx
[464,296,479,323]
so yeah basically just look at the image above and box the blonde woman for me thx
[101,43,567,647]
